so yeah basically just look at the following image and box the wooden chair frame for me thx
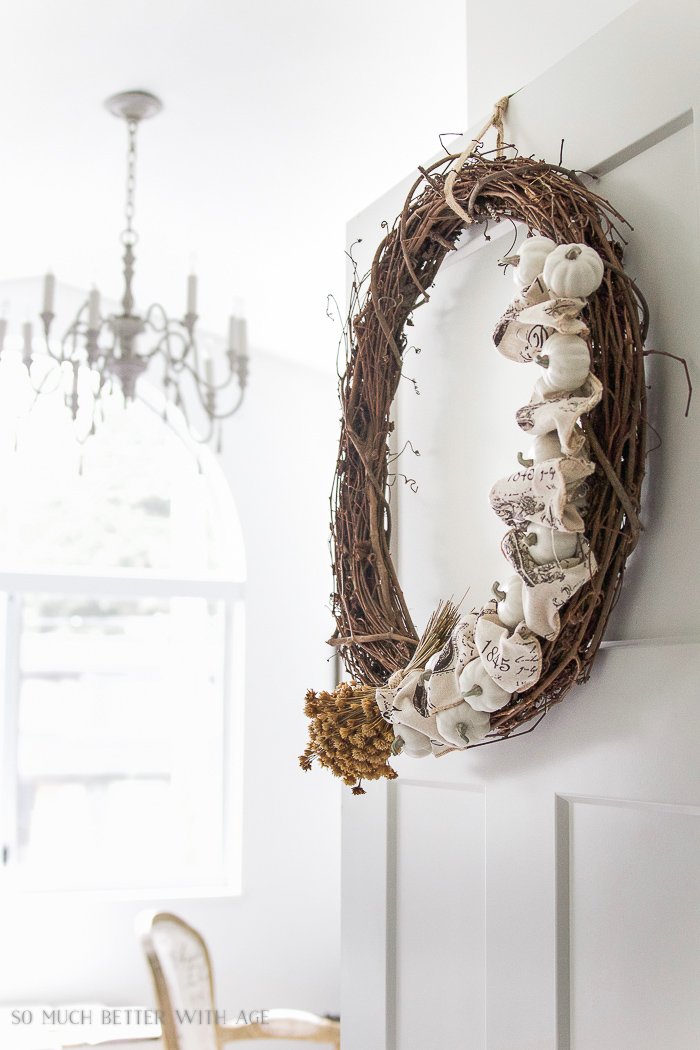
[136,911,340,1048]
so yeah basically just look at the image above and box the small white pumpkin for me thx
[492,576,524,629]
[542,243,605,298]
[531,431,563,463]
[536,333,590,392]
[524,523,578,565]
[436,702,491,749]
[518,431,563,467]
[506,236,557,289]
[458,658,511,713]
[391,723,432,758]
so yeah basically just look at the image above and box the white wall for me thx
[467,0,639,124]
[0,343,342,1017]
[0,0,652,1021]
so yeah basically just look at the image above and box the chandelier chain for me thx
[123,119,138,243]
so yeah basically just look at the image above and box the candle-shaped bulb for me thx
[23,322,33,367]
[88,288,100,330]
[43,273,55,315]
[228,315,248,355]
[236,318,249,389]
[187,274,197,315]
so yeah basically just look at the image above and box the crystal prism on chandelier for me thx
[12,89,248,446]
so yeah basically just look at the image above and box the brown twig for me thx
[643,349,692,417]
[327,631,419,647]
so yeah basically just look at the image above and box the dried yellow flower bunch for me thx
[299,681,396,795]
[300,603,463,793]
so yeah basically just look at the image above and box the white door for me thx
[340,3,700,1048]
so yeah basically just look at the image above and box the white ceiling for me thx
[0,0,466,371]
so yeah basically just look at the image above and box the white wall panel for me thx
[394,782,485,1050]
[395,224,535,631]
[565,797,700,1050]
[466,0,639,127]
[598,121,700,640]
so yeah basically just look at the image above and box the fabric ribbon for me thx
[516,373,604,456]
[501,528,598,640]
[474,598,542,691]
[492,276,551,362]
[489,454,594,532]
[375,617,491,754]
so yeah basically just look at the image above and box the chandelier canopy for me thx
[21,89,248,446]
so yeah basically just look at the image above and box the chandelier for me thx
[23,89,248,445]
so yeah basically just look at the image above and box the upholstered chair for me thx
[136,911,340,1050]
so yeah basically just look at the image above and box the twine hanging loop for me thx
[443,95,510,222]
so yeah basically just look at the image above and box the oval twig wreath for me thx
[300,99,649,793]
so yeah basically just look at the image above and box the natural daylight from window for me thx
[0,353,245,895]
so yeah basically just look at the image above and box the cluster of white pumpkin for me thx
[509,236,604,387]
[388,236,605,758]
[503,236,603,563]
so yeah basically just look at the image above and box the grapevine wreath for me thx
[300,98,654,794]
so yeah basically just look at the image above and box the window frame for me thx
[0,374,247,900]
[0,569,245,900]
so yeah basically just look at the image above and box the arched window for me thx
[0,374,245,895]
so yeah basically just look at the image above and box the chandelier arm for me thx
[144,319,194,365]
[166,380,216,446]
[200,364,243,395]
[145,335,179,362]
[173,358,211,385]
[143,302,171,333]
[167,330,195,365]
[55,303,90,365]
[192,342,245,394]
[183,358,246,421]
[38,313,61,365]
[41,334,64,366]
[170,353,237,389]
[166,348,200,375]
[204,388,245,421]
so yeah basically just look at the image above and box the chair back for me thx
[137,910,218,1050]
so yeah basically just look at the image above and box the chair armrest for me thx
[216,1009,340,1045]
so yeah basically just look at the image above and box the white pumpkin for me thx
[458,658,511,713]
[537,333,590,392]
[492,576,525,629]
[524,523,578,565]
[436,702,491,749]
[508,236,557,289]
[542,243,605,298]
[518,431,563,467]
[391,723,432,758]
[531,431,563,463]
